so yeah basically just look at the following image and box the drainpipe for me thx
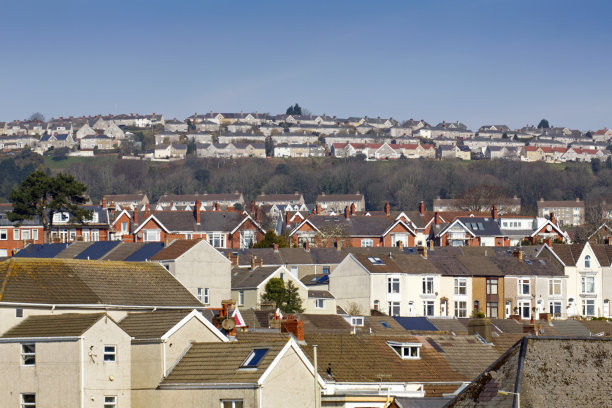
[162,340,167,377]
[314,345,320,408]
[80,336,85,408]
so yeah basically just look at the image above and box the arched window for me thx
[585,255,591,268]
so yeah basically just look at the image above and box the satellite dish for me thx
[546,225,552,232]
[222,318,236,331]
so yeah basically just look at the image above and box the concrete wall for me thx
[329,257,371,315]
[262,346,316,408]
[133,388,257,408]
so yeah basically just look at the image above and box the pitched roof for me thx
[149,239,201,260]
[161,341,286,384]
[0,258,201,307]
[231,266,282,289]
[1,313,109,338]
[117,309,194,339]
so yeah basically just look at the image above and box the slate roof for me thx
[103,193,147,203]
[158,193,242,204]
[316,194,364,202]
[100,242,146,261]
[231,266,280,289]
[161,341,286,384]
[149,239,201,260]
[255,193,304,202]
[308,290,334,299]
[54,242,94,259]
[447,337,612,407]
[117,309,194,339]
[13,243,70,258]
[537,199,585,208]
[147,211,253,233]
[1,313,108,338]
[0,258,201,307]
[304,215,397,236]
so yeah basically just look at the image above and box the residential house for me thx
[316,193,366,215]
[157,192,244,209]
[38,133,75,151]
[271,132,320,145]
[75,123,96,139]
[227,120,254,133]
[273,143,326,158]
[46,121,74,136]
[256,192,305,207]
[155,131,181,145]
[79,134,114,150]
[102,194,149,210]
[154,143,187,159]
[537,198,585,226]
[164,119,188,133]
[0,257,202,334]
[0,313,132,408]
[150,239,232,307]
[591,128,612,143]
[104,122,126,139]
[185,132,213,144]
[485,146,519,160]
[48,206,110,243]
[217,134,266,143]
[0,205,44,257]
[433,197,521,214]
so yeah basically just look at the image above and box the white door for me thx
[505,301,511,318]
[407,302,415,316]
[567,299,576,316]
[441,300,447,316]
[604,300,610,318]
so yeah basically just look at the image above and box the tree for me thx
[537,119,550,129]
[502,132,508,139]
[254,230,288,248]
[28,112,45,122]
[8,170,92,239]
[261,278,304,313]
[265,136,274,157]
[286,103,302,115]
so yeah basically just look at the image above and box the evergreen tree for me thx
[537,119,550,129]
[261,278,304,313]
[8,170,92,234]
[254,230,288,248]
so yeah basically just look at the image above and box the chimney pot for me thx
[304,241,310,251]
[195,200,201,224]
[384,202,390,217]
[419,201,425,216]
[350,203,356,215]
[273,243,279,252]
[344,206,350,219]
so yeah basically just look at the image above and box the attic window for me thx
[388,341,421,359]
[241,348,269,368]
[368,257,384,265]
[350,316,364,327]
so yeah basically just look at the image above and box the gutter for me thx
[159,383,258,390]
[0,336,80,343]
[0,302,204,310]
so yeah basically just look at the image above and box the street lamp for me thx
[497,390,520,408]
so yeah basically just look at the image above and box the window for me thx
[422,277,434,294]
[518,300,531,318]
[121,222,129,233]
[585,255,591,268]
[21,344,35,366]
[241,349,269,368]
[388,341,421,359]
[361,239,373,247]
[290,266,298,276]
[518,279,530,295]
[104,396,117,408]
[221,401,243,408]
[240,230,256,248]
[32,229,38,241]
[144,229,160,242]
[454,278,467,295]
[388,277,400,294]
[322,266,330,275]
[197,288,210,305]
[0,229,7,240]
[0,249,7,257]
[549,301,562,316]
[13,229,20,240]
[239,290,244,306]
[581,277,595,294]
[315,299,325,308]
[486,302,498,318]
[582,299,595,316]
[22,229,30,240]
[423,300,435,316]
[549,279,562,296]
[208,233,225,248]
[104,345,116,362]
[486,278,498,295]
[197,288,203,302]
[21,394,35,408]
[91,229,100,242]
[388,302,400,317]
[16,308,23,318]
[454,301,467,317]
[350,316,364,326]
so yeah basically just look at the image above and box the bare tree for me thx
[28,112,45,122]
[346,302,364,316]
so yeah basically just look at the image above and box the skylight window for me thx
[368,257,384,265]
[241,348,269,368]
[380,321,391,329]
[387,341,421,359]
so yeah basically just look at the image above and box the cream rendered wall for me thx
[133,388,257,408]
[131,343,163,390]
[574,244,604,317]
[441,276,472,318]
[305,296,337,314]
[232,288,259,309]
[329,257,371,315]
[262,347,316,408]
[603,267,612,318]
[165,240,232,308]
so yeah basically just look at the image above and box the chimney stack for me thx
[336,238,342,251]
[250,200,256,214]
[144,203,150,218]
[285,211,291,226]
[315,203,321,215]
[468,318,492,343]
[101,197,107,208]
[419,201,425,216]
[350,203,356,215]
[195,200,201,224]
[228,252,239,267]
[133,208,139,225]
[492,205,498,220]
[344,206,350,219]
[304,241,310,252]
[255,207,261,223]
[418,246,428,259]
[384,202,390,217]
[434,211,440,225]
[549,212,556,224]
[214,202,220,211]
[513,248,524,261]
[281,316,304,341]
[273,243,279,252]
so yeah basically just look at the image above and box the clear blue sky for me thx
[1,0,611,130]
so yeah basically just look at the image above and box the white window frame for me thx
[315,298,325,308]
[32,229,39,241]
[21,343,35,366]
[423,300,435,316]
[388,341,421,360]
[221,400,244,408]
[22,229,30,240]
[454,301,467,318]
[350,316,364,326]
[13,229,20,241]
[121,222,129,234]
[581,276,595,294]
[21,393,36,408]
[144,229,160,242]
[0,248,7,257]
[361,239,373,247]
[549,301,562,317]
[91,228,100,242]
[240,230,256,249]
[582,299,595,316]
[197,288,203,302]
[518,279,530,295]
[584,255,591,268]
[208,232,225,248]
[388,301,400,317]
[0,229,7,240]
[104,396,117,408]
[239,290,244,306]
[518,300,531,319]
[548,279,562,296]
[103,345,117,362]
[454,278,467,295]
[422,277,434,294]
[387,277,400,294]
[203,288,210,305]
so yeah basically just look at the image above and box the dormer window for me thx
[348,316,364,327]
[388,341,421,359]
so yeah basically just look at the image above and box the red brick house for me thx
[0,205,44,257]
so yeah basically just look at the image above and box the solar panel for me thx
[124,242,165,262]
[241,348,269,367]
[393,317,438,331]
[380,321,391,329]
[13,243,70,258]
[317,275,329,284]
[74,241,121,260]
[426,337,444,352]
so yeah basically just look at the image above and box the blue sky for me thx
[1,0,611,130]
